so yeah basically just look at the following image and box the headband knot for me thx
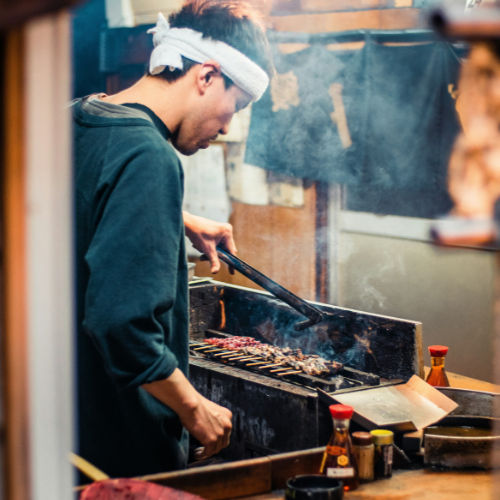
[148,13,269,102]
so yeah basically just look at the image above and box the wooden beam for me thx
[139,457,272,500]
[270,447,324,489]
[0,0,80,30]
[315,182,329,303]
[270,8,422,32]
[298,0,390,13]
[2,26,30,500]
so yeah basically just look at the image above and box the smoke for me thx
[354,249,406,311]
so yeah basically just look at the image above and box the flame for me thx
[219,299,226,330]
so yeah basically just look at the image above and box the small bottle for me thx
[425,345,450,387]
[352,432,374,483]
[319,404,359,491]
[371,430,394,479]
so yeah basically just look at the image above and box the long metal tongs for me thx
[216,245,325,331]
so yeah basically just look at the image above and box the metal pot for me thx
[424,388,500,469]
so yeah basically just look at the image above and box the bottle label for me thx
[326,467,354,478]
[385,446,393,468]
[326,445,346,456]
[374,445,393,478]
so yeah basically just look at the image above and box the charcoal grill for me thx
[188,281,423,461]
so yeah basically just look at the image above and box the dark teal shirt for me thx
[73,97,189,479]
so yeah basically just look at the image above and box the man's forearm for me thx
[142,367,233,459]
[141,368,199,418]
[182,211,195,231]
[182,211,236,274]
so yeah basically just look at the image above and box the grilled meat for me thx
[204,336,343,377]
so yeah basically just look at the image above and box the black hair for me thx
[147,0,274,88]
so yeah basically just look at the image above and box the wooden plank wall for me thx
[193,1,423,302]
[193,184,318,301]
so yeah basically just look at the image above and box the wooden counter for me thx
[425,366,500,394]
[241,469,493,500]
[140,372,498,500]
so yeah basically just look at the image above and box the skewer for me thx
[201,348,225,353]
[259,363,283,369]
[193,346,217,351]
[227,356,247,361]
[189,342,208,346]
[214,351,236,357]
[278,370,302,376]
[270,367,295,373]
[246,362,268,366]
[221,352,242,358]
[235,357,261,362]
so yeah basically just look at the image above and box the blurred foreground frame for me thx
[430,3,500,490]
[429,5,500,249]
[1,3,76,500]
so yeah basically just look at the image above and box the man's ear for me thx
[196,60,222,95]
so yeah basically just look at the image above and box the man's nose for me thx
[219,121,231,135]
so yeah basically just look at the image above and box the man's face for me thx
[172,72,252,156]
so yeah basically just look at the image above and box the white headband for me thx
[147,13,269,102]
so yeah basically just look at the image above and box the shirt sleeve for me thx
[82,134,184,391]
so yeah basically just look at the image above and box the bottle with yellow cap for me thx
[371,430,394,479]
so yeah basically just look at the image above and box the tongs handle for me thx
[216,246,324,331]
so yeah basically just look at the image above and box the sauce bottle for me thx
[425,345,450,387]
[319,404,359,491]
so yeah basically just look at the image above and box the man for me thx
[73,0,274,479]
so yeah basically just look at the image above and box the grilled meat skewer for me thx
[204,336,343,378]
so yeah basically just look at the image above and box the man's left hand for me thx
[183,212,237,274]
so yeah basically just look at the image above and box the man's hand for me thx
[180,394,233,460]
[142,369,232,460]
[183,212,236,274]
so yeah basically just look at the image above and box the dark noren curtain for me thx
[245,38,461,194]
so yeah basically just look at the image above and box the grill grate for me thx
[189,331,381,392]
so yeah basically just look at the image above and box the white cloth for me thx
[148,13,269,102]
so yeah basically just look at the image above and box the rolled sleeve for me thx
[83,137,185,390]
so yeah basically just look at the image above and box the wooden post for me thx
[1,12,75,500]
[2,26,30,500]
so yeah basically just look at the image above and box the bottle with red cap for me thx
[425,345,450,387]
[319,404,359,491]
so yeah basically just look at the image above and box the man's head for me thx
[147,0,274,155]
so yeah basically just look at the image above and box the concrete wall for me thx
[339,232,496,382]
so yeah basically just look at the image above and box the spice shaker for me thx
[370,430,394,479]
[352,432,374,483]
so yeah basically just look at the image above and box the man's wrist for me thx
[183,211,197,238]
[141,368,200,416]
